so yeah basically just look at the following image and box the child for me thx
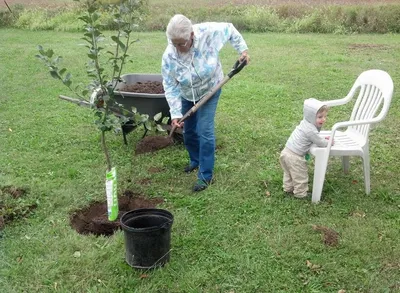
[279,98,330,198]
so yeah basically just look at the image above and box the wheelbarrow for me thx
[59,73,178,144]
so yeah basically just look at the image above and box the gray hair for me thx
[166,14,193,40]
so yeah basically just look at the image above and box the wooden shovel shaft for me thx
[168,76,230,138]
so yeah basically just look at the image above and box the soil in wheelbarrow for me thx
[69,189,164,236]
[119,81,164,94]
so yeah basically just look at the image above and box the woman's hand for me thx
[240,50,250,64]
[171,118,184,128]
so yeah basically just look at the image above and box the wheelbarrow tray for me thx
[114,73,170,119]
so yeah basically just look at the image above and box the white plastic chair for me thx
[309,70,394,203]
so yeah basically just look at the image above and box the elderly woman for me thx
[162,14,250,192]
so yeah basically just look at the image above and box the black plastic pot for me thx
[120,208,174,269]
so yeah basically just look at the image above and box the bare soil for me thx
[0,186,36,231]
[120,81,164,94]
[312,224,340,247]
[135,135,174,155]
[70,190,164,236]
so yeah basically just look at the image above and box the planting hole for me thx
[69,190,164,236]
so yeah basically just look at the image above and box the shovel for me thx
[168,59,247,137]
[135,59,247,154]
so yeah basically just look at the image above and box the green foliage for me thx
[0,4,24,27]
[221,5,283,33]
[146,3,400,34]
[35,0,163,171]
[3,1,400,33]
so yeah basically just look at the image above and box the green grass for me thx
[1,29,400,292]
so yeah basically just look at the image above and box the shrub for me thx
[3,1,400,34]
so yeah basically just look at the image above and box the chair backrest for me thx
[346,70,393,137]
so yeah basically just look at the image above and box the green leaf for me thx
[134,113,142,122]
[156,124,166,132]
[59,68,67,76]
[43,49,53,58]
[121,109,130,116]
[162,117,170,124]
[153,112,162,121]
[50,71,61,80]
[92,13,99,22]
[53,56,62,64]
[64,73,72,82]
[87,53,97,60]
[141,114,149,122]
[144,121,152,130]
[111,36,125,50]
[78,15,91,23]
[64,80,72,87]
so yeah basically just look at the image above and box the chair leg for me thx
[342,156,350,174]
[362,147,370,194]
[312,152,329,203]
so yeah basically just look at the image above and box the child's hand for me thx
[325,136,334,145]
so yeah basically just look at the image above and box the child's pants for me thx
[279,147,308,197]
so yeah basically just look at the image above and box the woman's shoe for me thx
[192,179,211,192]
[184,165,198,173]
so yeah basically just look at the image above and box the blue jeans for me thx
[181,89,221,182]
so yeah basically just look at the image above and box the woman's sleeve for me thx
[161,55,182,119]
[211,22,248,53]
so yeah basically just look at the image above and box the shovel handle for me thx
[168,124,178,138]
[168,59,247,138]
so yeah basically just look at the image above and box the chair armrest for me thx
[331,119,379,133]
[323,99,348,107]
[320,91,355,107]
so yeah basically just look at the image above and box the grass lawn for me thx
[0,29,399,292]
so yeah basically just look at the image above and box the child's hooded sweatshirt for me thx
[285,98,329,156]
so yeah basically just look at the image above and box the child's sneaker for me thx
[284,190,294,196]
[293,192,311,199]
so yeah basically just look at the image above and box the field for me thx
[1,0,400,291]
[1,26,399,292]
[1,0,400,9]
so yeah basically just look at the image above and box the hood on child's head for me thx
[303,98,326,125]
